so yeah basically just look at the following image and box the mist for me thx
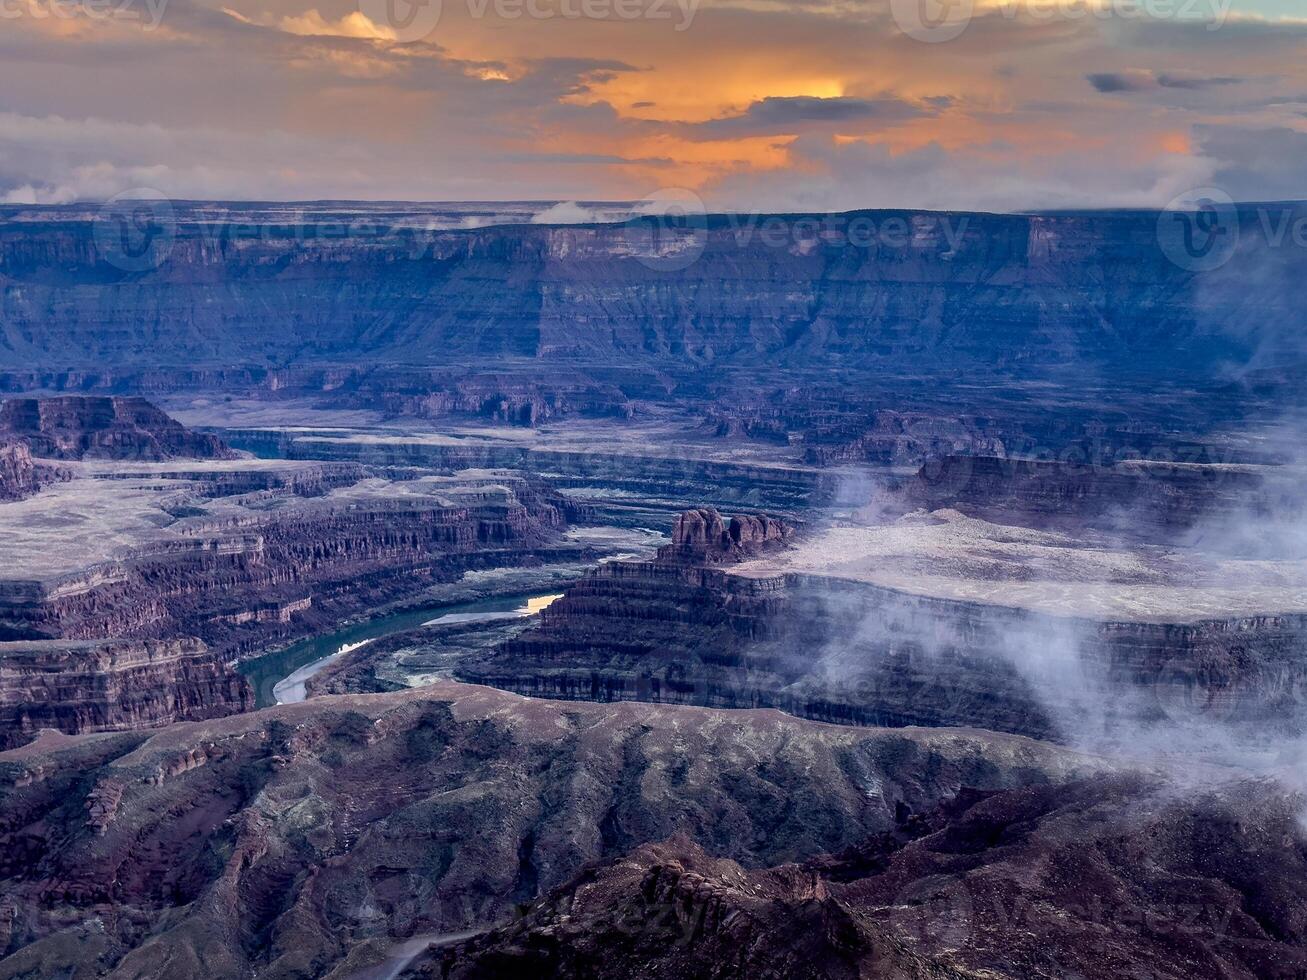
[796,413,1307,789]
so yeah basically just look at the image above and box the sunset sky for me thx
[1,0,1305,210]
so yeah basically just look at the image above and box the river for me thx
[240,592,564,707]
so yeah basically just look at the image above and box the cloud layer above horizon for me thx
[0,0,1305,211]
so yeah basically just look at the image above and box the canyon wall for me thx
[0,396,232,460]
[0,637,252,750]
[0,462,583,745]
[458,509,1307,744]
[0,443,65,501]
[221,429,830,518]
[909,454,1297,535]
[0,208,1302,379]
[1,472,577,652]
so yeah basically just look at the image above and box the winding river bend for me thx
[241,592,563,708]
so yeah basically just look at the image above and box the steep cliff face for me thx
[0,442,66,501]
[0,208,1300,377]
[458,510,1307,743]
[0,638,251,749]
[0,682,1102,979]
[910,455,1295,536]
[421,775,1307,980]
[662,507,794,564]
[0,396,232,460]
[328,370,635,426]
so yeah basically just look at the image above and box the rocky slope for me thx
[0,396,232,460]
[0,683,1103,979]
[0,638,251,750]
[415,774,1307,980]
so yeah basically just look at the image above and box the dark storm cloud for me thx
[687,95,929,139]
[1088,70,1244,93]
[1088,71,1155,92]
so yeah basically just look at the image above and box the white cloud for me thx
[529,201,604,223]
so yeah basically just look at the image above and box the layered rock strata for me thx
[1,206,1303,380]
[0,396,232,460]
[661,507,794,564]
[0,442,66,501]
[459,509,1307,744]
[0,467,578,649]
[0,463,582,746]
[220,428,830,520]
[0,638,251,750]
[909,454,1301,538]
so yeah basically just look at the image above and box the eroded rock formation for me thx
[0,683,1101,979]
[417,775,1307,980]
[0,637,251,750]
[458,510,1307,744]
[0,396,233,460]
[0,442,66,501]
[0,464,584,746]
[662,507,793,564]
[0,468,578,651]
